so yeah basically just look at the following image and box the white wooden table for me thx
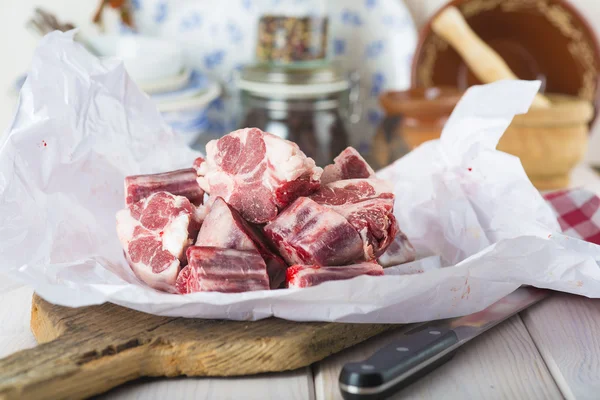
[1,166,600,400]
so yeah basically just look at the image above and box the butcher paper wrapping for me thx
[1,31,600,322]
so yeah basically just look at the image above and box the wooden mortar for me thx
[499,94,593,190]
[391,5,595,190]
[378,91,592,190]
[430,6,552,109]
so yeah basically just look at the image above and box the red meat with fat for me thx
[177,247,270,293]
[196,128,322,224]
[195,197,288,288]
[125,168,204,206]
[309,179,398,260]
[116,192,205,291]
[321,147,375,184]
[263,197,364,266]
[287,262,384,288]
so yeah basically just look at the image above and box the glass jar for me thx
[237,63,359,166]
[255,0,330,65]
[369,87,462,170]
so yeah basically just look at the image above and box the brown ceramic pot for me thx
[411,0,600,124]
[380,87,463,149]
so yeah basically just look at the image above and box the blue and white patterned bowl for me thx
[152,70,222,145]
[161,106,211,145]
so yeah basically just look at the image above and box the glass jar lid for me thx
[238,63,350,99]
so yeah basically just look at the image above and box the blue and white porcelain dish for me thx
[153,70,222,144]
[162,106,212,146]
[151,70,216,103]
[130,0,418,150]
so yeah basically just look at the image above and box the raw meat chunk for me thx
[176,247,270,293]
[263,197,363,266]
[378,231,416,267]
[196,197,288,288]
[192,156,205,174]
[321,147,375,184]
[287,262,384,288]
[196,127,322,223]
[309,178,394,206]
[343,200,398,260]
[125,168,204,206]
[309,179,398,260]
[116,192,205,291]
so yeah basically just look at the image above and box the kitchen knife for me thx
[339,287,550,400]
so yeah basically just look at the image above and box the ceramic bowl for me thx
[86,35,184,84]
[153,72,222,146]
[411,0,600,123]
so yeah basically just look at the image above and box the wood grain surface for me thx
[0,294,394,400]
[100,369,315,400]
[314,315,563,400]
[522,294,600,400]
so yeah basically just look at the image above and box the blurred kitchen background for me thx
[1,0,600,190]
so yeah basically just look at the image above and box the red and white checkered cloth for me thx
[544,188,600,245]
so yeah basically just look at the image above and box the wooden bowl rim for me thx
[379,86,463,116]
[513,94,594,126]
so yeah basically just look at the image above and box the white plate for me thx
[151,70,215,103]
[155,82,221,112]
[139,67,192,94]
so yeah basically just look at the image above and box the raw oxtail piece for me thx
[321,147,376,184]
[287,262,384,288]
[192,156,205,175]
[196,127,323,224]
[263,197,364,266]
[309,179,398,260]
[116,192,205,291]
[176,247,270,293]
[196,197,288,289]
[125,168,204,206]
[378,230,416,267]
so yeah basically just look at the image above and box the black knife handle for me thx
[339,326,459,400]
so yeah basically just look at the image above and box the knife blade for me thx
[339,287,550,400]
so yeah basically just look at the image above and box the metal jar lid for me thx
[238,63,350,99]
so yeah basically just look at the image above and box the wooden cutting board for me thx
[0,294,395,400]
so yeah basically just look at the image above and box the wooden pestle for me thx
[431,6,551,108]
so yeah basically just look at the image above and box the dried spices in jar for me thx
[237,64,359,166]
[257,15,329,64]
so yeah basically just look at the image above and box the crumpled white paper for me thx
[2,31,600,322]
